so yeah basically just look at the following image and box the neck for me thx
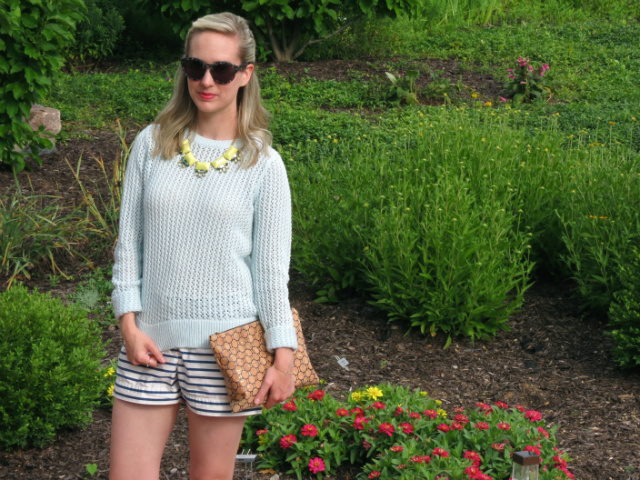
[196,111,238,141]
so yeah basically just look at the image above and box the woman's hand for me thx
[119,312,166,368]
[254,348,295,409]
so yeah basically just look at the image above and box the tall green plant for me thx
[0,0,85,172]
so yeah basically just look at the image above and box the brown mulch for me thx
[1,59,639,480]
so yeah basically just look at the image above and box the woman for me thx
[109,12,298,480]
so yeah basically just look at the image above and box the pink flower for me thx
[354,416,369,430]
[450,422,464,430]
[465,466,481,477]
[474,422,490,430]
[520,81,527,84]
[378,423,395,437]
[283,400,297,412]
[307,390,325,401]
[371,401,386,410]
[492,443,505,452]
[394,406,405,415]
[553,454,568,468]
[397,464,407,470]
[400,422,414,434]
[336,408,349,417]
[495,401,509,409]
[515,404,526,412]
[301,424,318,437]
[256,429,268,435]
[368,472,381,479]
[506,68,514,72]
[432,447,449,457]
[454,414,470,424]
[464,450,482,467]
[528,65,534,71]
[424,409,438,419]
[454,407,465,414]
[390,445,404,452]
[500,97,508,102]
[538,426,550,438]
[437,423,450,433]
[525,444,542,455]
[280,434,297,449]
[362,439,372,450]
[410,455,430,463]
[351,407,365,417]
[308,457,325,474]
[497,422,511,430]
[525,410,542,422]
[409,412,422,419]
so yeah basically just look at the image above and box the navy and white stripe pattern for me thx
[114,346,262,416]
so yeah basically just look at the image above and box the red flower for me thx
[354,416,370,430]
[371,401,386,410]
[409,412,421,419]
[399,422,413,434]
[454,414,470,424]
[465,466,481,477]
[368,472,381,479]
[558,466,575,480]
[397,464,407,470]
[301,424,318,437]
[307,390,325,401]
[308,457,325,474]
[450,422,464,430]
[432,448,449,458]
[537,426,550,438]
[390,446,404,452]
[491,443,505,452]
[437,423,450,433]
[410,455,431,464]
[497,422,511,430]
[362,439,372,450]
[424,409,438,419]
[464,450,482,467]
[515,404,526,412]
[283,400,297,412]
[394,406,405,415]
[351,407,365,417]
[525,410,542,422]
[495,401,509,409]
[474,422,489,430]
[476,402,492,413]
[378,423,395,437]
[280,434,297,449]
[525,444,542,455]
[256,429,268,436]
[336,408,349,417]
[553,454,568,468]
[454,406,465,414]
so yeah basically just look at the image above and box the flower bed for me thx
[244,383,573,479]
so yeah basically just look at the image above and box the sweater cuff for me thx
[111,289,142,319]
[263,325,299,353]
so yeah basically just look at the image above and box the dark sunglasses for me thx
[180,57,249,84]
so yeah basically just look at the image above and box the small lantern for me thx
[512,451,540,480]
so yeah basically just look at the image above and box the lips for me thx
[198,92,216,100]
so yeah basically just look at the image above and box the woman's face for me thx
[186,31,254,122]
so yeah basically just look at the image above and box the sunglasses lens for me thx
[182,58,206,80]
[211,63,237,84]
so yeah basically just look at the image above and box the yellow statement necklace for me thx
[179,138,240,178]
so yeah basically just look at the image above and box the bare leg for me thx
[187,407,247,480]
[109,398,180,480]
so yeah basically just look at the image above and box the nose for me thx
[200,68,215,87]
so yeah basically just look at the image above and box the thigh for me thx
[109,398,179,480]
[187,407,246,480]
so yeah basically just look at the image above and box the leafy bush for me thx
[244,384,574,480]
[68,0,125,62]
[0,285,106,449]
[608,245,640,369]
[0,0,85,172]
[503,57,552,104]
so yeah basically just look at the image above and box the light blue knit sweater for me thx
[111,125,298,352]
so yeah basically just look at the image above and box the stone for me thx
[28,104,61,135]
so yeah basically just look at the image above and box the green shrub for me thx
[0,0,85,172]
[0,284,106,450]
[608,245,640,369]
[69,0,125,62]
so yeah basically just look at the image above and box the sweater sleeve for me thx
[111,127,149,319]
[251,150,299,352]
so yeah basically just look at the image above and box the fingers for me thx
[254,371,273,407]
[146,342,166,367]
[123,331,165,367]
[257,368,295,409]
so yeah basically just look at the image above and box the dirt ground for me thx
[0,59,639,480]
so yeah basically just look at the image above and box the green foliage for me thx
[0,0,85,172]
[385,70,420,105]
[422,70,452,100]
[244,384,573,479]
[68,0,125,62]
[608,246,640,369]
[0,189,91,288]
[142,0,422,61]
[0,284,106,450]
[69,267,113,323]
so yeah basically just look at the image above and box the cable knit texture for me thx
[111,125,298,352]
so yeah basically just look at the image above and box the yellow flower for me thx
[437,408,447,418]
[107,384,114,397]
[599,216,608,220]
[435,400,442,405]
[609,121,616,125]
[471,93,479,99]
[589,215,597,219]
[333,139,338,143]
[420,391,428,397]
[481,138,486,142]
[366,386,383,401]
[104,367,116,377]
[351,391,364,402]
[484,101,492,107]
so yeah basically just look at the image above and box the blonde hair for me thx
[153,12,271,167]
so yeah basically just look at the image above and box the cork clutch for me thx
[209,308,319,412]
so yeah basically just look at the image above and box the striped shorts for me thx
[113,346,262,417]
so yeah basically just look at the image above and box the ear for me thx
[239,63,254,87]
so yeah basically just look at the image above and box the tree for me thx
[143,0,421,61]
